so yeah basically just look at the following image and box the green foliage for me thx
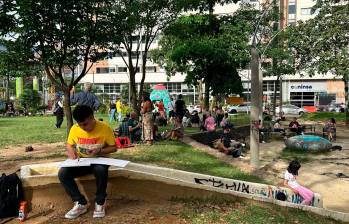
[287,0,349,78]
[19,89,41,109]
[153,14,251,107]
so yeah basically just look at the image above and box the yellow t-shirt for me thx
[67,120,115,158]
[116,100,122,112]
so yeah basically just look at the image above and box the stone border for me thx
[21,161,349,223]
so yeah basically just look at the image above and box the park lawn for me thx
[0,115,263,184]
[114,140,264,183]
[302,112,345,123]
[167,197,339,224]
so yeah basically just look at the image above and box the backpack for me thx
[0,172,24,218]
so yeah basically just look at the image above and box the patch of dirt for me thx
[0,142,66,174]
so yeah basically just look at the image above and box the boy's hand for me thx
[67,149,78,160]
[88,147,102,156]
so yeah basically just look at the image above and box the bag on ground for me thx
[0,172,24,218]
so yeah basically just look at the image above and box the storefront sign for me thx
[289,82,327,92]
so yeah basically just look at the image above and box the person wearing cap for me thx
[70,83,100,111]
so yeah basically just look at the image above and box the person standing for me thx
[109,100,116,122]
[175,94,185,119]
[116,98,123,122]
[70,82,100,111]
[141,95,154,145]
[58,105,117,219]
[53,93,64,128]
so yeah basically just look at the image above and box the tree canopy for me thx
[152,14,251,108]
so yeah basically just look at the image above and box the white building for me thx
[81,0,344,106]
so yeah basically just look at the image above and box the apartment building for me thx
[80,0,344,106]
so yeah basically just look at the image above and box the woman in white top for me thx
[283,160,314,205]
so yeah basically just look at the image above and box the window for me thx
[96,67,116,74]
[118,67,127,72]
[145,66,156,72]
[301,8,312,15]
[103,84,121,94]
[288,5,296,14]
[166,83,181,93]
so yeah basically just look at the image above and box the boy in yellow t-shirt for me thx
[58,105,116,219]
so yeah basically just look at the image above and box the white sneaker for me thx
[64,202,88,219]
[93,203,105,218]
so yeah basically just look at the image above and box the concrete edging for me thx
[20,161,349,223]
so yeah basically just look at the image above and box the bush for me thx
[98,103,108,114]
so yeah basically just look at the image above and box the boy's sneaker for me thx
[93,203,105,218]
[64,202,88,219]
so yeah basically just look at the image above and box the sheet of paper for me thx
[59,158,92,167]
[91,157,129,167]
[59,158,130,168]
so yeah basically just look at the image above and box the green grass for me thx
[302,112,345,123]
[228,114,250,126]
[279,147,330,163]
[168,197,340,224]
[114,140,264,183]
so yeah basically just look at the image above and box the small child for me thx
[283,160,314,205]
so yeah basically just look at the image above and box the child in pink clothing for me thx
[283,160,314,205]
[204,114,216,132]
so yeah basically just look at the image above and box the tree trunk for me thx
[128,55,138,115]
[137,52,148,116]
[63,90,73,135]
[198,80,204,111]
[279,76,283,118]
[272,75,280,117]
[204,82,210,111]
[6,73,10,103]
[344,76,349,126]
[250,46,260,168]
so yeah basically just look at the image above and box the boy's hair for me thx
[73,105,94,122]
[287,160,301,176]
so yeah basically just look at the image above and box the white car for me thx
[275,104,308,115]
[187,105,201,114]
[228,103,251,114]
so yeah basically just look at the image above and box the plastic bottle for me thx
[18,201,27,222]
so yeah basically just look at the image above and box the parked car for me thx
[275,104,308,115]
[327,103,345,112]
[187,105,201,114]
[228,103,251,114]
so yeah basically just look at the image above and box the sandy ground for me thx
[238,124,349,213]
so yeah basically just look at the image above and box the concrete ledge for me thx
[20,162,349,223]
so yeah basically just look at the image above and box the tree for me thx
[6,0,122,132]
[152,14,250,109]
[0,39,40,103]
[108,0,182,115]
[287,0,349,123]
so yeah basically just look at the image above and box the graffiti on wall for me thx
[193,177,320,207]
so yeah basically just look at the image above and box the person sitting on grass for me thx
[204,113,216,132]
[164,116,184,140]
[128,112,141,143]
[288,117,304,135]
[283,160,314,205]
[218,125,243,158]
[220,112,233,129]
[58,105,117,219]
[117,113,131,139]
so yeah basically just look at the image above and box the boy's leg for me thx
[92,164,109,205]
[58,166,93,205]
